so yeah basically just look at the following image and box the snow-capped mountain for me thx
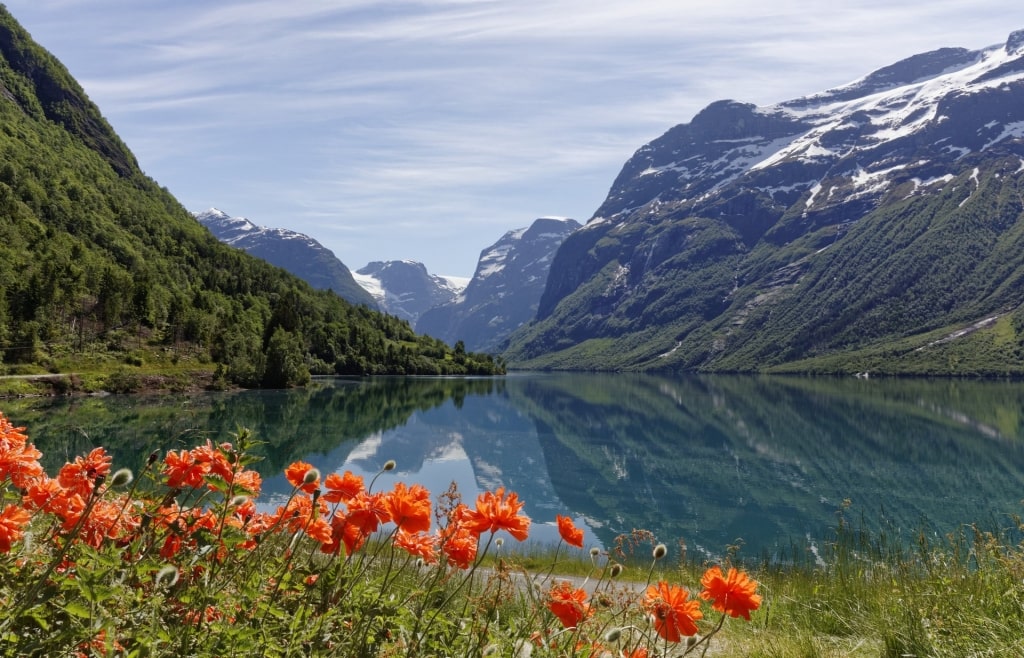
[194,208,377,308]
[587,34,1024,231]
[507,30,1024,374]
[352,260,466,324]
[417,217,580,352]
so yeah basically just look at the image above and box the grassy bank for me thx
[0,412,1021,656]
[0,351,219,398]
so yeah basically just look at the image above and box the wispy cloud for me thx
[4,0,1022,275]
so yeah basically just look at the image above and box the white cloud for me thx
[4,0,1023,275]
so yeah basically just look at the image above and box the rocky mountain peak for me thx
[1007,29,1024,54]
[195,209,377,308]
[510,30,1024,375]
[417,217,579,352]
[353,260,463,325]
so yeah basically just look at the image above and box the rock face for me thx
[504,31,1024,375]
[194,208,377,308]
[417,217,580,353]
[352,260,465,325]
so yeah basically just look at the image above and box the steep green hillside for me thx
[0,8,501,385]
[505,34,1024,375]
[507,162,1024,375]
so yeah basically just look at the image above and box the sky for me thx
[4,1,1024,278]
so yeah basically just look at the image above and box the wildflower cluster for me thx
[0,411,762,656]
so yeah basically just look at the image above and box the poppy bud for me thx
[110,468,133,488]
[230,495,250,507]
[303,468,321,485]
[155,565,179,588]
[603,628,622,643]
[652,543,667,560]
[383,460,396,472]
[609,563,623,578]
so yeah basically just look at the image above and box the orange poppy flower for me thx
[546,580,591,628]
[438,503,478,568]
[0,413,28,449]
[383,482,432,534]
[699,566,762,620]
[58,447,112,498]
[0,440,43,489]
[163,450,208,489]
[272,495,330,540]
[191,440,234,486]
[393,529,439,564]
[232,469,263,497]
[556,514,584,548]
[441,526,478,569]
[643,581,703,642]
[0,504,31,553]
[322,471,364,503]
[284,461,320,494]
[344,490,391,535]
[465,487,530,541]
[22,476,66,513]
[160,533,184,559]
[63,498,137,548]
[322,512,369,555]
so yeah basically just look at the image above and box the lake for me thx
[5,372,1024,563]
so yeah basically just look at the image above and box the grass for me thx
[1,413,1023,657]
[0,345,219,397]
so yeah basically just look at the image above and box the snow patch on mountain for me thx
[353,260,464,324]
[598,32,1024,230]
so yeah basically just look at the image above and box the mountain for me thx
[194,208,377,308]
[417,217,580,352]
[506,31,1024,375]
[352,260,465,324]
[0,7,502,385]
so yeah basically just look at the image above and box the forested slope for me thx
[0,7,501,386]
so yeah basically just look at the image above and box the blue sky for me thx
[5,1,1023,278]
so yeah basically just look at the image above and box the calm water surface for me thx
[7,373,1024,561]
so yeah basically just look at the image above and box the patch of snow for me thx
[804,182,823,210]
[943,145,971,159]
[904,173,955,198]
[437,275,470,293]
[959,167,982,208]
[982,120,1024,150]
[760,180,818,195]
[351,271,385,302]
[477,258,507,279]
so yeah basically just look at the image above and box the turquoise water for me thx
[7,373,1024,561]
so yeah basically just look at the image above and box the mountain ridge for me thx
[507,30,1024,375]
[417,216,580,352]
[193,208,378,308]
[352,260,464,324]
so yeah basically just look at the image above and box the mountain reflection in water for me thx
[9,373,1024,562]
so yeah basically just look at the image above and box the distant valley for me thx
[197,209,579,354]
